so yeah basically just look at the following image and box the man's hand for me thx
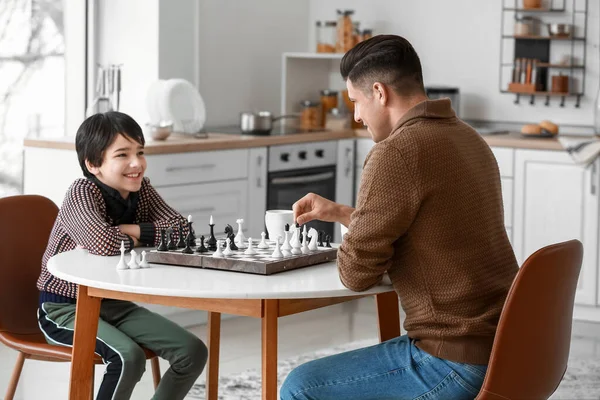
[292,193,354,227]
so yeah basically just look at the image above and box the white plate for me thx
[145,79,167,124]
[159,79,206,134]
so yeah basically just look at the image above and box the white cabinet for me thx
[335,139,355,242]
[490,147,515,242]
[513,149,599,306]
[246,147,268,237]
[354,138,375,204]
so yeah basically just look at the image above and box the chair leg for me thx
[5,352,26,400]
[89,367,95,400]
[151,357,161,390]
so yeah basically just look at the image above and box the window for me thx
[0,0,87,198]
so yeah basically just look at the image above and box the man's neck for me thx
[389,94,428,127]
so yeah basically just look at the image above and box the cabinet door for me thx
[335,139,355,242]
[513,149,599,305]
[354,138,375,205]
[155,180,248,238]
[246,147,267,238]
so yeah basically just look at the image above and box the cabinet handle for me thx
[256,155,263,188]
[271,171,334,185]
[166,164,216,173]
[345,148,352,178]
[592,162,597,195]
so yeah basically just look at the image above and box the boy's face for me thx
[86,133,146,199]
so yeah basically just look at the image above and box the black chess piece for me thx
[196,235,208,253]
[224,224,238,251]
[188,221,196,246]
[167,229,177,250]
[182,231,194,254]
[284,223,290,232]
[157,229,168,251]
[207,222,217,251]
[325,234,332,248]
[318,230,325,247]
[176,223,186,248]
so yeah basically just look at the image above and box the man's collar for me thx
[391,98,456,133]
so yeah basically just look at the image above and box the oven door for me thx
[267,166,336,238]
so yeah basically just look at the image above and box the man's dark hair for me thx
[340,34,425,96]
[75,111,145,178]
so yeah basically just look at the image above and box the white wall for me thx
[196,0,309,126]
[308,0,600,127]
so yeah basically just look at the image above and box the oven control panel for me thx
[268,141,338,172]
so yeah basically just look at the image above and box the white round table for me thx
[48,249,400,400]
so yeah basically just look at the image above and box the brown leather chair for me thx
[476,239,584,400]
[0,195,161,399]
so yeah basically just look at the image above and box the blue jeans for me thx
[280,335,487,400]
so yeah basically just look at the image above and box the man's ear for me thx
[372,82,388,106]
[85,159,100,176]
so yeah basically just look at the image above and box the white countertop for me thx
[47,248,393,299]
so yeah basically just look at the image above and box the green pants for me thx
[38,299,207,400]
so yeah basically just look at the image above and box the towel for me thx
[558,136,600,165]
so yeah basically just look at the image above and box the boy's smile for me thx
[85,133,146,199]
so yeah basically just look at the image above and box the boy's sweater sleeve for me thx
[137,178,189,246]
[61,180,134,255]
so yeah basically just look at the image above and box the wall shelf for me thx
[503,7,566,12]
[502,35,585,41]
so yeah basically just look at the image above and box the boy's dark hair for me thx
[340,34,425,96]
[76,111,145,178]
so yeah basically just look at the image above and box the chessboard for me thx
[145,239,338,275]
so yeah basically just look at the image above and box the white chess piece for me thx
[213,239,224,257]
[258,232,269,249]
[281,230,292,251]
[116,240,128,270]
[223,237,233,256]
[139,251,149,268]
[301,228,310,254]
[271,236,283,258]
[235,218,247,248]
[244,238,257,255]
[308,228,319,251]
[291,226,302,255]
[128,249,140,269]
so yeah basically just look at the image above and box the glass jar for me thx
[320,90,338,127]
[300,100,322,130]
[325,107,348,131]
[317,21,336,53]
[361,29,373,41]
[336,10,355,53]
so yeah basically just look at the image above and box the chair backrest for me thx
[0,195,58,335]
[476,239,583,400]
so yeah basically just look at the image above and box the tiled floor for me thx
[1,297,599,399]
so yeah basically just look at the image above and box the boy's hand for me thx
[293,193,354,227]
[119,224,141,240]
[131,236,141,247]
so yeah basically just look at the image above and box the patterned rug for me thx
[185,339,600,400]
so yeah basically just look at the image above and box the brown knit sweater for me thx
[338,99,518,365]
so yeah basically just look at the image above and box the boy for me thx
[36,111,208,400]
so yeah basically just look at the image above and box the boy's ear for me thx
[85,159,100,176]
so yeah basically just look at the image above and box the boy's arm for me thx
[61,180,135,255]
[137,178,189,246]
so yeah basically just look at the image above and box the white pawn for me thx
[213,239,224,257]
[291,226,302,255]
[244,238,257,255]
[235,218,247,248]
[258,232,269,249]
[271,236,283,258]
[308,228,319,251]
[223,237,233,256]
[301,228,310,254]
[139,251,149,268]
[128,249,140,269]
[116,240,128,270]
[281,230,292,251]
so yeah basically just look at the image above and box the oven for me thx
[267,141,337,239]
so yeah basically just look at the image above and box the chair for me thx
[0,195,161,399]
[476,239,584,400]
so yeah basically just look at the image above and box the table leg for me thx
[262,299,278,400]
[375,291,401,342]
[69,285,101,399]
[206,311,221,400]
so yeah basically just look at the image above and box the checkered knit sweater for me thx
[338,99,518,365]
[37,177,188,301]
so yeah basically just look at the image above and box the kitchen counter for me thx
[24,129,589,154]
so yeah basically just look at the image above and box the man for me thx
[280,35,518,400]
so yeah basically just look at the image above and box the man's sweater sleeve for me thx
[338,143,421,291]
[137,178,189,246]
[61,180,133,256]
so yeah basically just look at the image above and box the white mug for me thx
[265,210,294,243]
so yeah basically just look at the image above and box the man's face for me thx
[346,79,389,143]
[87,133,146,199]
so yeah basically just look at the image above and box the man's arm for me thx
[338,144,421,291]
[293,193,354,227]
